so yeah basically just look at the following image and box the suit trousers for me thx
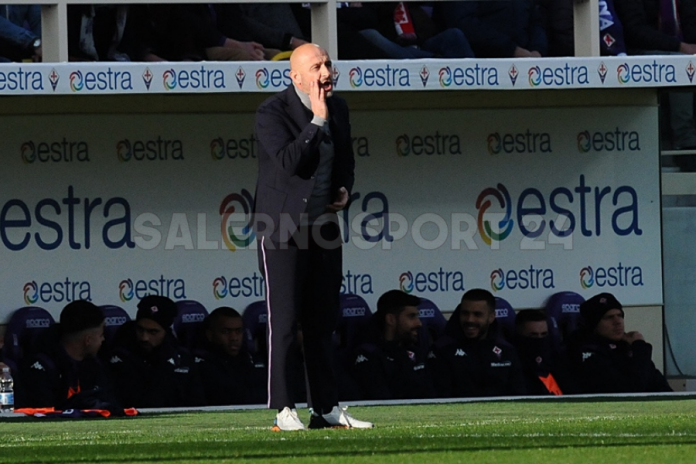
[259,221,342,412]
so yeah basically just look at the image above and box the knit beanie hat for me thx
[136,295,178,330]
[579,293,623,330]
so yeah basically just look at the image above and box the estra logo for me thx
[210,135,257,160]
[476,184,514,246]
[342,270,373,296]
[119,279,134,302]
[349,67,363,88]
[398,268,465,294]
[580,263,643,288]
[395,132,462,156]
[116,137,184,162]
[576,128,641,152]
[23,278,91,304]
[490,269,505,292]
[399,271,415,293]
[348,65,410,88]
[220,189,256,251]
[69,69,133,92]
[489,266,555,292]
[0,67,44,91]
[475,175,642,246]
[118,275,187,301]
[212,273,265,299]
[580,266,594,289]
[486,130,552,155]
[255,67,291,89]
[213,277,227,299]
[23,281,38,305]
[617,61,677,84]
[437,64,499,88]
[163,66,225,90]
[21,138,90,163]
[527,64,589,87]
[0,185,134,252]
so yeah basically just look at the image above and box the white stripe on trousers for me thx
[260,236,273,408]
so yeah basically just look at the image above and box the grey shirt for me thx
[294,84,334,223]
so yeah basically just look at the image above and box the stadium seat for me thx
[2,306,55,364]
[493,297,516,343]
[544,291,585,348]
[172,300,209,351]
[417,297,447,344]
[99,304,131,349]
[242,300,268,356]
[336,293,373,353]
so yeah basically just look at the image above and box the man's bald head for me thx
[290,44,327,70]
[290,43,333,96]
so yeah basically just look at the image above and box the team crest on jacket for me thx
[30,361,45,371]
[492,346,502,359]
[407,350,416,362]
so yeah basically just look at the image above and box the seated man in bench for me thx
[568,293,671,393]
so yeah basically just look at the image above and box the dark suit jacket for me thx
[253,85,355,244]
[614,0,696,52]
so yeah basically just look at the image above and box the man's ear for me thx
[290,69,301,88]
[385,313,396,328]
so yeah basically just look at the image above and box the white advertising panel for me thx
[0,56,694,95]
[0,105,660,320]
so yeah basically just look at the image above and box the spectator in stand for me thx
[19,300,118,410]
[292,3,391,59]
[438,0,547,57]
[178,4,281,61]
[568,293,672,393]
[513,309,577,395]
[360,2,474,58]
[108,295,205,408]
[119,5,198,61]
[614,0,696,169]
[4,5,41,36]
[197,307,266,406]
[539,0,627,56]
[67,5,139,61]
[214,4,308,53]
[352,290,435,400]
[429,289,526,398]
[0,13,41,61]
[111,4,283,62]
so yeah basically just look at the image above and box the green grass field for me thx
[2,397,696,463]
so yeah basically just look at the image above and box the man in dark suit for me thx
[253,43,372,431]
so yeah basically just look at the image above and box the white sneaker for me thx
[321,406,374,429]
[272,407,305,431]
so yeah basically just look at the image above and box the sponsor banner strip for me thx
[0,57,695,95]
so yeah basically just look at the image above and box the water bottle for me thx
[0,367,14,413]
